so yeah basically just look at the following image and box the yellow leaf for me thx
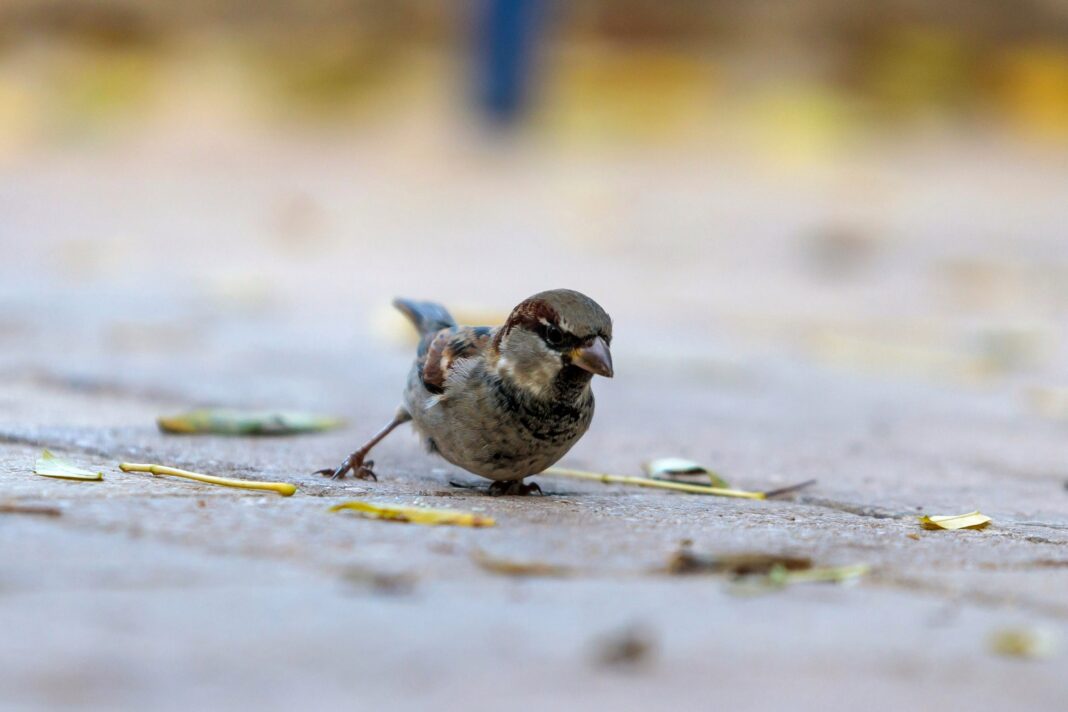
[919,511,992,530]
[329,501,495,527]
[119,463,296,496]
[989,627,1059,659]
[34,450,103,481]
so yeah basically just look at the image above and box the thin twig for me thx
[762,479,818,499]
[543,467,766,499]
[119,463,297,496]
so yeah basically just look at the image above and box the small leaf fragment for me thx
[157,409,344,436]
[329,501,495,527]
[730,563,870,595]
[473,550,573,577]
[643,457,730,488]
[989,627,1059,659]
[919,511,992,531]
[34,450,103,481]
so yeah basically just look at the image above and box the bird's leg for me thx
[487,479,543,496]
[315,408,412,481]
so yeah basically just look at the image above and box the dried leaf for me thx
[34,450,103,481]
[119,463,297,496]
[663,548,812,576]
[329,501,495,527]
[643,457,730,488]
[0,501,63,517]
[989,627,1059,659]
[919,511,991,531]
[595,625,657,668]
[157,409,344,435]
[473,550,573,577]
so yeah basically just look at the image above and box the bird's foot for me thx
[487,480,542,496]
[314,453,377,481]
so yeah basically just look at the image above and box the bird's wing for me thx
[417,326,494,394]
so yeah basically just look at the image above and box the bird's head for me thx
[493,289,613,398]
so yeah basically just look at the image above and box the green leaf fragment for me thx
[34,450,103,481]
[157,409,345,435]
[730,563,870,595]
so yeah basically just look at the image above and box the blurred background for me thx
[2,0,1068,409]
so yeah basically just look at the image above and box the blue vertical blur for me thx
[477,0,545,125]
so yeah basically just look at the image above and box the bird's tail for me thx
[392,298,456,337]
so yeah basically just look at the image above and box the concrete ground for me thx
[2,128,1068,711]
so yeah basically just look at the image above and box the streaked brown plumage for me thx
[315,289,613,495]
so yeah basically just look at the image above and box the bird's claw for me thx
[314,456,377,482]
[487,480,542,496]
[352,461,377,481]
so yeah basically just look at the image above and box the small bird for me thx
[315,289,613,495]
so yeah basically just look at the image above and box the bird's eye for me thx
[543,324,564,347]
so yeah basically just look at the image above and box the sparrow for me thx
[315,289,613,495]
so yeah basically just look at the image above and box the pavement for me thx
[2,127,1068,711]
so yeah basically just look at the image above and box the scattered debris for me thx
[339,566,417,596]
[594,625,658,669]
[119,462,297,496]
[329,501,495,527]
[663,547,812,577]
[919,511,991,531]
[978,559,1068,571]
[643,457,730,488]
[473,550,574,577]
[989,626,1059,660]
[730,563,870,595]
[157,409,344,435]
[0,501,62,517]
[34,449,103,481]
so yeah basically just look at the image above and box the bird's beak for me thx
[570,336,613,378]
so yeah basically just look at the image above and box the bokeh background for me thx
[3,0,1068,403]
[4,4,1068,709]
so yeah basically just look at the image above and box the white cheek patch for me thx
[497,355,515,379]
[496,342,561,398]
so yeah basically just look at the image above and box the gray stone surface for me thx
[2,134,1067,710]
